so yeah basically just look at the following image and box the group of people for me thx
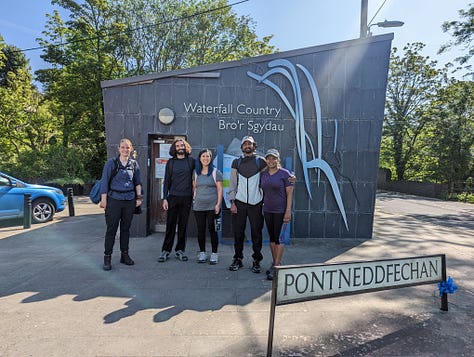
[98,136,294,280]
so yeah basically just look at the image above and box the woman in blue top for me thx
[192,149,223,265]
[99,138,142,271]
[260,148,294,280]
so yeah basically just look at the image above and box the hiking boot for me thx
[251,260,261,273]
[229,258,243,271]
[209,252,219,265]
[175,250,188,261]
[103,255,112,271]
[158,251,170,262]
[197,251,207,263]
[120,252,135,265]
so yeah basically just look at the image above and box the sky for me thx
[0,0,472,83]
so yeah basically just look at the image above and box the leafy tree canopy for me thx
[0,43,30,87]
[108,0,275,75]
[422,80,474,183]
[35,0,276,179]
[440,3,474,74]
[383,42,448,181]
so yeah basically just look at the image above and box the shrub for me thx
[5,146,92,183]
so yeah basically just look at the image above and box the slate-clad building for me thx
[101,34,393,239]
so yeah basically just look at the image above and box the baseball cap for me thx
[265,148,280,159]
[241,135,255,146]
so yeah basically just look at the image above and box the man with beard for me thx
[158,138,195,262]
[228,136,268,273]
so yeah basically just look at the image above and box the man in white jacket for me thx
[227,136,267,273]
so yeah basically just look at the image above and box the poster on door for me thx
[155,158,168,179]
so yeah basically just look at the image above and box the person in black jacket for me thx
[158,138,195,263]
[99,138,142,271]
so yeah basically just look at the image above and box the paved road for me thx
[0,192,473,356]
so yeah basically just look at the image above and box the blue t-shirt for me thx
[261,168,293,213]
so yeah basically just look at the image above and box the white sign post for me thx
[267,254,447,356]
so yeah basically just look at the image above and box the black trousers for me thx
[162,195,192,253]
[104,196,135,255]
[232,200,264,261]
[264,212,285,245]
[193,210,218,253]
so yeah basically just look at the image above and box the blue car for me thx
[0,171,66,223]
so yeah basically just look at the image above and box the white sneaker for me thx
[197,251,207,263]
[209,252,218,265]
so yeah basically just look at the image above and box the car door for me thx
[0,174,22,219]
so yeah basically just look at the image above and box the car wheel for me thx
[32,199,55,223]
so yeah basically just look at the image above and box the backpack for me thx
[89,158,136,204]
[89,180,102,204]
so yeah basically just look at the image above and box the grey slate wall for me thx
[102,34,393,239]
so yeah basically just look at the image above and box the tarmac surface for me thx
[0,192,473,356]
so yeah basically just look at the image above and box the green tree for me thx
[37,0,125,178]
[440,3,474,72]
[0,41,61,172]
[0,35,5,64]
[0,44,29,87]
[423,80,474,183]
[37,0,275,179]
[382,43,447,180]
[110,0,274,75]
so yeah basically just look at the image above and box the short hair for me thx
[169,138,192,158]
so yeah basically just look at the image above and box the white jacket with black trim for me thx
[228,155,267,205]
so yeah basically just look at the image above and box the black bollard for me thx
[67,187,75,217]
[23,193,32,229]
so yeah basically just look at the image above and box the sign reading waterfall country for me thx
[275,255,444,305]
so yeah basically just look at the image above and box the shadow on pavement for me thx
[0,206,364,325]
[1,193,472,356]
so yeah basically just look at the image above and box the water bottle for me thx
[279,223,288,244]
[214,215,222,232]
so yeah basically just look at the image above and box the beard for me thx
[243,147,253,154]
[177,148,186,155]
